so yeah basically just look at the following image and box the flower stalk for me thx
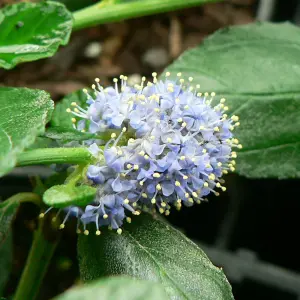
[17,148,93,167]
[14,219,60,300]
[73,0,222,30]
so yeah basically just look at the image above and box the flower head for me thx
[56,73,240,234]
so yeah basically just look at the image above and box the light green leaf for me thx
[0,1,72,69]
[167,22,300,178]
[43,185,97,208]
[54,276,168,300]
[78,214,233,300]
[0,87,54,177]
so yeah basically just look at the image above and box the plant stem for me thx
[8,192,41,207]
[14,220,59,300]
[17,148,93,167]
[65,164,87,186]
[73,0,221,30]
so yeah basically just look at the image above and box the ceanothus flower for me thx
[58,72,241,235]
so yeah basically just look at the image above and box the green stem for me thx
[73,0,221,30]
[17,148,93,167]
[14,220,59,300]
[8,192,41,207]
[65,164,87,186]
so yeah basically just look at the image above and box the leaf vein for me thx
[126,232,189,299]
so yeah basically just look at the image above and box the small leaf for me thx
[54,276,168,300]
[43,185,97,208]
[51,89,88,130]
[0,232,12,295]
[0,87,54,177]
[167,22,300,178]
[78,214,233,300]
[44,127,97,141]
[0,1,73,69]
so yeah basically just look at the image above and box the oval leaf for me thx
[54,276,168,300]
[0,87,54,176]
[167,22,300,178]
[44,127,96,142]
[43,185,97,208]
[78,214,233,300]
[0,1,72,69]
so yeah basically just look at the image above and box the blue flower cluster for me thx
[60,73,241,235]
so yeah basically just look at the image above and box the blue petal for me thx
[161,181,175,196]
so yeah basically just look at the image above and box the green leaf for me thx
[51,89,88,130]
[78,214,233,300]
[0,232,12,295]
[0,87,54,177]
[43,185,97,208]
[167,22,300,178]
[0,1,73,69]
[54,276,168,300]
